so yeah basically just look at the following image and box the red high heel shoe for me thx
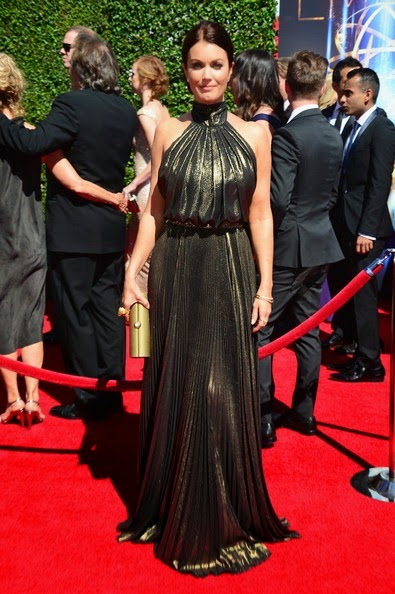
[0,398,25,426]
[25,400,45,429]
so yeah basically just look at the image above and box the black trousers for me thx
[257,264,328,422]
[326,258,356,342]
[331,231,386,362]
[50,251,125,408]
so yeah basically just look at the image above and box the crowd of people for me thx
[0,19,394,577]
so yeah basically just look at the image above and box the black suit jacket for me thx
[270,108,344,268]
[321,102,337,120]
[332,113,395,239]
[0,89,137,253]
[341,106,387,140]
[321,101,351,134]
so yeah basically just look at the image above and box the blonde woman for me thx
[124,55,170,287]
[0,53,127,427]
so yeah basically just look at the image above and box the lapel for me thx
[343,110,378,157]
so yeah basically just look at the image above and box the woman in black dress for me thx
[230,49,284,139]
[119,21,298,575]
[0,53,47,427]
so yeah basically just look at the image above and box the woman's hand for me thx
[115,192,128,213]
[123,180,138,195]
[251,295,272,333]
[119,276,150,322]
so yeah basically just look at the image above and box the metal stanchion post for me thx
[352,248,395,502]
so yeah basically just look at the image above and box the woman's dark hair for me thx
[233,49,284,122]
[71,33,121,94]
[181,20,233,67]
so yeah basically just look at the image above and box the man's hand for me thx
[356,235,374,254]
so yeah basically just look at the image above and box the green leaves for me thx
[0,0,277,120]
[0,0,277,191]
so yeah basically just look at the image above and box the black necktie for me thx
[334,107,343,131]
[342,121,360,162]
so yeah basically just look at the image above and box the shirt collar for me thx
[287,104,319,123]
[356,105,377,127]
[333,101,342,115]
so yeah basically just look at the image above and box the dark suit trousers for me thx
[326,259,356,341]
[334,231,386,362]
[257,265,328,422]
[50,251,125,406]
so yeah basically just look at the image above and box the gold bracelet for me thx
[255,294,274,304]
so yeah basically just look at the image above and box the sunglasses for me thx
[62,43,73,53]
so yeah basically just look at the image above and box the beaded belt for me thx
[166,219,245,230]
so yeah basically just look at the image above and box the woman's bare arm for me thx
[246,124,274,333]
[43,150,128,212]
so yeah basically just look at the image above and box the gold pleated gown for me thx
[118,102,298,576]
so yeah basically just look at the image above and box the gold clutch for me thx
[129,297,151,358]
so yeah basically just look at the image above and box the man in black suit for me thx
[44,26,98,347]
[0,34,137,419]
[258,50,344,446]
[321,58,361,354]
[322,59,387,355]
[59,25,96,72]
[329,68,395,383]
[321,57,362,133]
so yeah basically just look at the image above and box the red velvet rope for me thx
[258,266,383,360]
[0,358,141,392]
[0,256,387,389]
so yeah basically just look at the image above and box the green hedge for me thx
[1,0,277,120]
[1,0,277,190]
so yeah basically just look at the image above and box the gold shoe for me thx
[0,398,25,426]
[25,400,45,429]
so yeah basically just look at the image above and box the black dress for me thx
[0,118,45,354]
[118,102,298,576]
[251,113,282,129]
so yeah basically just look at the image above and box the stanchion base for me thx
[351,467,395,502]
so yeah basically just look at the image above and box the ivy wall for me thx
[1,0,278,121]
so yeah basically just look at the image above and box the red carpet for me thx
[0,306,394,593]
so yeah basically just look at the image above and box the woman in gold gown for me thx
[118,21,298,576]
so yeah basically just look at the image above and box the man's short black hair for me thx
[346,67,380,102]
[332,57,362,84]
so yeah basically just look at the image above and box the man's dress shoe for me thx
[275,411,317,435]
[321,332,343,349]
[261,422,277,448]
[327,359,355,372]
[49,402,82,420]
[330,358,385,382]
[334,340,358,355]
